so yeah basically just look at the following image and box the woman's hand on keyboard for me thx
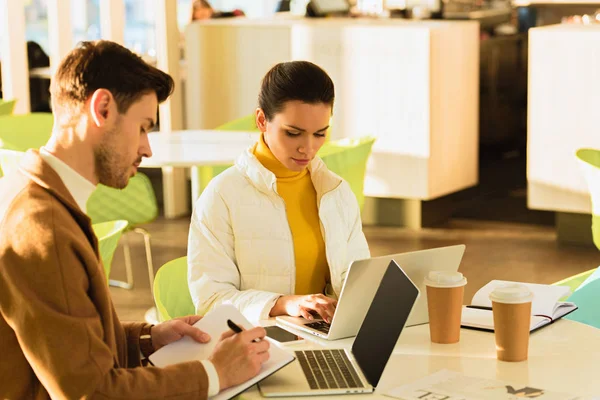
[269,294,337,323]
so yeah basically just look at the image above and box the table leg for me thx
[190,166,201,210]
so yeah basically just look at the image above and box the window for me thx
[15,0,281,61]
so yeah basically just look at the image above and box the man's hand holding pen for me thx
[208,319,270,391]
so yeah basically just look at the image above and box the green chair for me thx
[318,136,376,211]
[153,256,195,322]
[92,220,129,283]
[216,114,257,131]
[576,266,600,290]
[0,99,17,116]
[0,148,25,178]
[192,114,260,199]
[564,148,600,328]
[552,268,597,300]
[576,149,600,249]
[87,173,158,290]
[0,113,53,150]
[563,267,600,329]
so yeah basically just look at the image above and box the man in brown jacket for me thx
[0,40,270,399]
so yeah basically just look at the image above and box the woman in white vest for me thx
[187,61,370,322]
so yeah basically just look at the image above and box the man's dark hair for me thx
[51,40,174,114]
[258,61,334,121]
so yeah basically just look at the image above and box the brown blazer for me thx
[0,150,209,399]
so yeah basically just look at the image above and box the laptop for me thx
[259,260,419,397]
[276,245,464,340]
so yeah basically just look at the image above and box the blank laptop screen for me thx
[351,260,419,387]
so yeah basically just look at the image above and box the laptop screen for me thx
[351,260,419,387]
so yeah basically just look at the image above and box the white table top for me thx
[141,130,259,168]
[240,320,600,399]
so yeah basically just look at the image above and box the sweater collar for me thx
[236,141,343,201]
[252,134,307,182]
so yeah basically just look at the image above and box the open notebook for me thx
[149,305,295,400]
[461,280,578,332]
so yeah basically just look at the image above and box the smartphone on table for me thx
[264,325,305,344]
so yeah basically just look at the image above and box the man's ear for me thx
[256,108,267,132]
[89,89,114,127]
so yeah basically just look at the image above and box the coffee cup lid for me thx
[489,284,533,304]
[424,271,467,288]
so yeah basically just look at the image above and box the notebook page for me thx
[553,302,578,319]
[149,304,295,400]
[471,280,571,317]
[149,305,253,366]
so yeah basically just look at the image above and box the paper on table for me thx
[149,304,295,400]
[471,280,571,317]
[385,369,591,400]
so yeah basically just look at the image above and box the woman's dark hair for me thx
[258,61,334,121]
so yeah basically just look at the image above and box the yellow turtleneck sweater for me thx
[253,135,329,295]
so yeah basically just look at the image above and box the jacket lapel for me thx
[18,150,99,256]
[307,157,343,206]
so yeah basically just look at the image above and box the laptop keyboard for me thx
[295,349,366,390]
[304,321,330,334]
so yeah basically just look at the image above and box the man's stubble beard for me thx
[94,121,130,189]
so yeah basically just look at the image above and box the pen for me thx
[227,319,262,342]
[227,319,244,333]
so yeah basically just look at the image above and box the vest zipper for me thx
[274,190,296,294]
[319,191,334,292]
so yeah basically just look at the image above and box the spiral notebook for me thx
[460,280,578,333]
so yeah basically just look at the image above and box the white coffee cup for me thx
[424,271,467,288]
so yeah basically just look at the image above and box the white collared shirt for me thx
[39,147,96,214]
[38,147,220,396]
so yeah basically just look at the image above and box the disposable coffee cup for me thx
[425,271,467,344]
[490,284,533,362]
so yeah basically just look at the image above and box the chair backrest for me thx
[576,148,600,250]
[0,148,25,178]
[87,172,158,227]
[194,114,260,195]
[215,114,259,131]
[0,99,17,116]
[565,267,600,329]
[552,268,596,301]
[318,136,376,211]
[92,220,129,281]
[153,256,195,322]
[0,113,53,150]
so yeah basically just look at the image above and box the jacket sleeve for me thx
[337,182,371,294]
[121,321,148,368]
[0,202,209,400]
[188,185,281,322]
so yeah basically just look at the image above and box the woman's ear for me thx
[255,108,268,132]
